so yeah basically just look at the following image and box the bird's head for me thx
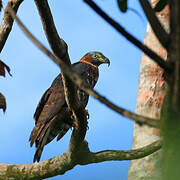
[80,51,110,67]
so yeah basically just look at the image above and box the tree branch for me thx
[83,0,171,73]
[82,139,162,164]
[8,7,160,129]
[0,140,161,179]
[139,0,169,49]
[33,0,87,152]
[0,0,24,53]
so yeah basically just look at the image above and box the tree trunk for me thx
[128,1,169,179]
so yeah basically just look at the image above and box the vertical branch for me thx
[33,0,77,113]
[34,0,87,153]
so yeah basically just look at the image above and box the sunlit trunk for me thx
[128,1,169,179]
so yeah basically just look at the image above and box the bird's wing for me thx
[32,108,73,162]
[29,74,66,147]
[34,74,65,124]
[33,88,52,124]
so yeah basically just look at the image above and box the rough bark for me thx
[128,1,169,179]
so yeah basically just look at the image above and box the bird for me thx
[29,51,110,162]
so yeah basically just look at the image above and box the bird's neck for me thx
[79,56,97,68]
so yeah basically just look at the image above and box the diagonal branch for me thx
[84,0,171,73]
[33,0,87,152]
[0,0,24,53]
[139,0,169,49]
[8,7,160,129]
[0,140,162,179]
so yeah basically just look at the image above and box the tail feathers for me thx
[33,126,51,162]
[30,119,72,162]
[29,124,44,147]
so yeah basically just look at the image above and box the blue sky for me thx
[0,0,147,179]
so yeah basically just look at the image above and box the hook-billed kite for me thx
[29,52,110,162]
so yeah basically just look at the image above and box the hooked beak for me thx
[100,56,110,67]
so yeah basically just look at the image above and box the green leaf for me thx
[117,0,127,13]
[154,0,168,12]
[0,92,6,112]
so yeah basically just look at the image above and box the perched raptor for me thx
[29,52,110,162]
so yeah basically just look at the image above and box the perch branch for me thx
[81,139,162,164]
[84,0,171,73]
[0,140,161,179]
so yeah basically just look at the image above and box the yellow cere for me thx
[98,53,103,61]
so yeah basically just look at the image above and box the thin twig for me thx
[7,7,160,128]
[139,0,169,49]
[84,0,171,73]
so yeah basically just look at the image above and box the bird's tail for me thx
[30,117,72,162]
[33,122,71,162]
[33,126,51,162]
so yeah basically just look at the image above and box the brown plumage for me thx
[29,52,110,162]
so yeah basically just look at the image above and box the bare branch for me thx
[84,0,171,73]
[84,91,160,128]
[0,0,23,53]
[33,0,87,152]
[82,139,162,164]
[139,0,169,49]
[0,140,161,179]
[7,7,160,129]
